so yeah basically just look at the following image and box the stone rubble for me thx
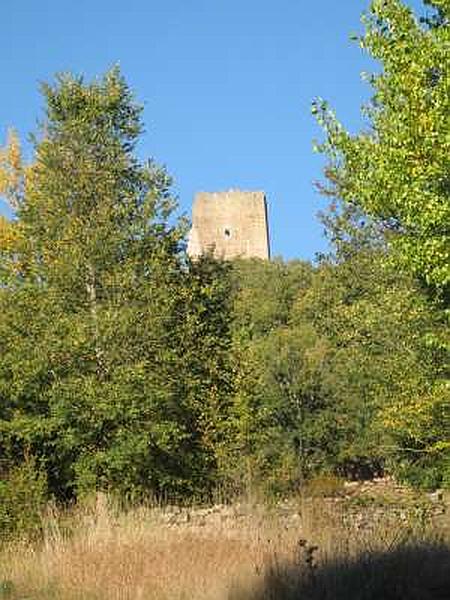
[140,478,448,537]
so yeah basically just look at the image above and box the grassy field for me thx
[0,485,448,599]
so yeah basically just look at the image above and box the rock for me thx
[428,490,443,503]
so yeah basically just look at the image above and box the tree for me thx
[0,69,229,500]
[313,0,449,487]
[0,129,23,209]
[293,250,447,484]
[313,0,449,303]
[223,259,335,494]
[231,258,313,339]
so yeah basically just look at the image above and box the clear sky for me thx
[1,0,426,260]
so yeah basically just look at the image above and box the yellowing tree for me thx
[0,129,23,209]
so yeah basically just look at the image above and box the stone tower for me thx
[187,189,270,260]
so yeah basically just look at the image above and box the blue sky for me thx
[1,0,425,260]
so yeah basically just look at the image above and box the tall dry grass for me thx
[0,493,448,599]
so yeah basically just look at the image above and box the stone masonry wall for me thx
[187,190,270,260]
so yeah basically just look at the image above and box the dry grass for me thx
[0,496,293,600]
[0,493,448,600]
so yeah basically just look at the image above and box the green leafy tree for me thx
[293,251,448,485]
[233,324,335,494]
[313,0,449,302]
[231,258,313,339]
[0,69,229,501]
[169,254,235,494]
[312,0,449,487]
[224,259,335,494]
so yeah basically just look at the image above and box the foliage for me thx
[231,258,313,339]
[295,251,448,484]
[223,260,336,494]
[1,0,449,516]
[0,458,47,542]
[0,129,23,209]
[313,0,450,302]
[225,247,447,492]
[0,69,232,502]
[312,0,449,487]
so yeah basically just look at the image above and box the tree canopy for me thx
[313,0,450,303]
[0,2,448,531]
[0,69,233,501]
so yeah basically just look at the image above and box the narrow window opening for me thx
[224,228,231,238]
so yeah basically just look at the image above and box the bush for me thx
[0,459,48,542]
[302,474,346,498]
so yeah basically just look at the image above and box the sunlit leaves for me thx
[314,0,450,298]
[0,68,230,501]
[0,129,23,209]
[313,0,449,486]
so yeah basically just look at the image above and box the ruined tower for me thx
[187,190,270,260]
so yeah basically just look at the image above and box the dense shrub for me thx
[0,459,47,542]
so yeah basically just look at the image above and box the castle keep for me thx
[187,190,270,260]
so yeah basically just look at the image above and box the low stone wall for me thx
[138,478,447,538]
